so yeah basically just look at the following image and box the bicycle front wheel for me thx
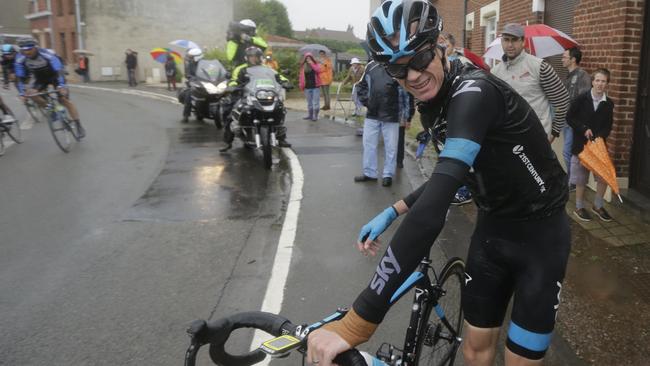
[416,258,465,366]
[49,112,74,153]
[5,114,23,144]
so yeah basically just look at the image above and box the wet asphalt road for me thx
[0,86,581,366]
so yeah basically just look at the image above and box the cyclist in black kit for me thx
[307,1,570,365]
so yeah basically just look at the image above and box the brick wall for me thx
[573,0,645,177]
[433,0,465,44]
[499,0,541,30]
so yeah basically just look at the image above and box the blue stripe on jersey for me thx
[439,138,481,167]
[507,322,552,352]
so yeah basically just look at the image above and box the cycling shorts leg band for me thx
[506,321,551,360]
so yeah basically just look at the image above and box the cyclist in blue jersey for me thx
[307,1,570,366]
[15,38,85,137]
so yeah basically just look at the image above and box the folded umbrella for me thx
[578,137,623,203]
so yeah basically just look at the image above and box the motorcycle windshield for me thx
[196,60,227,83]
[244,66,281,94]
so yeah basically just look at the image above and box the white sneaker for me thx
[2,115,16,123]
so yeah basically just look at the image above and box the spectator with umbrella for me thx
[491,23,570,144]
[164,53,177,91]
[567,68,616,222]
[299,52,322,121]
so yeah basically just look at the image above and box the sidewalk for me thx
[75,81,650,364]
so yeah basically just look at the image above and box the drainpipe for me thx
[462,0,468,47]
[46,0,54,48]
[75,0,83,49]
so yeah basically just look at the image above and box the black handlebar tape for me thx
[334,349,369,366]
[191,312,294,366]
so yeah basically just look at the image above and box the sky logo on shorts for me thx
[513,145,546,193]
[370,247,401,296]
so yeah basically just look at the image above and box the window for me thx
[484,16,497,67]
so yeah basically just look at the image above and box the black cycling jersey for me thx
[352,61,569,342]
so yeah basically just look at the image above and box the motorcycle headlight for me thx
[255,90,276,101]
[202,81,220,95]
[215,81,228,95]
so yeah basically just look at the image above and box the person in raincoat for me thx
[299,52,322,121]
[566,68,615,222]
[318,50,334,110]
[226,19,268,67]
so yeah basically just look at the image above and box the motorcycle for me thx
[223,65,288,169]
[179,59,228,127]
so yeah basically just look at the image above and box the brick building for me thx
[25,0,78,64]
[465,0,650,196]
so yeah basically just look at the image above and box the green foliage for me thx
[273,49,300,86]
[234,0,293,38]
[203,48,229,66]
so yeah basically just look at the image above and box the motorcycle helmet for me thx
[239,19,257,32]
[245,46,263,65]
[188,47,203,62]
[366,0,443,64]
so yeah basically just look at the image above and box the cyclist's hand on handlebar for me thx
[307,328,351,366]
[357,206,398,255]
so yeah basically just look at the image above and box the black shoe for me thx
[321,106,330,110]
[181,117,189,123]
[397,162,404,169]
[382,177,392,187]
[278,140,292,148]
[354,175,378,182]
[75,121,86,139]
[573,208,592,222]
[591,206,613,222]
[451,191,473,206]
[219,143,232,153]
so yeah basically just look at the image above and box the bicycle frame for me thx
[381,257,461,365]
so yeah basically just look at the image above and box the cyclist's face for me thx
[21,47,37,58]
[391,46,445,102]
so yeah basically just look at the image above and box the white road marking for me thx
[249,148,304,363]
[67,85,305,363]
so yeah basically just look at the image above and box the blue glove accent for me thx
[358,206,398,242]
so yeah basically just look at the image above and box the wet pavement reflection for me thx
[124,123,291,222]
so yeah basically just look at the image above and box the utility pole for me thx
[75,0,84,49]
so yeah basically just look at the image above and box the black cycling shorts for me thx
[31,78,61,92]
[461,210,571,360]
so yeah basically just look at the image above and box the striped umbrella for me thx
[484,24,580,60]
[150,48,182,64]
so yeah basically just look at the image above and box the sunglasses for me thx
[384,46,436,79]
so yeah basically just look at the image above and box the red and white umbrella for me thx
[484,24,580,60]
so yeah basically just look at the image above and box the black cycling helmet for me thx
[17,37,38,50]
[367,0,443,64]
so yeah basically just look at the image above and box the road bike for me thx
[29,90,82,153]
[0,104,23,156]
[185,256,465,366]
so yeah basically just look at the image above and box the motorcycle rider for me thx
[181,47,203,123]
[226,19,268,67]
[1,44,18,90]
[220,46,291,152]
